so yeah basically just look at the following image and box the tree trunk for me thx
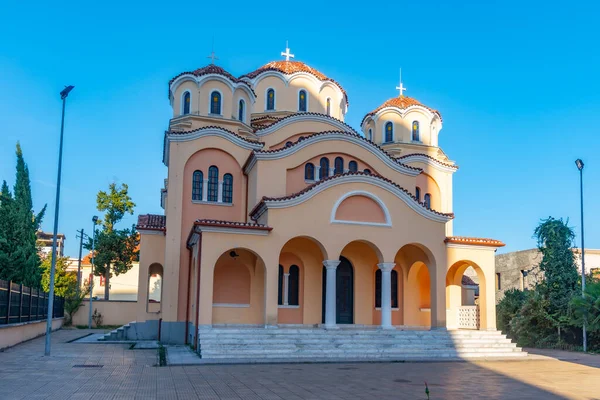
[104,265,110,300]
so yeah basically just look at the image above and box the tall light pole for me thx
[88,216,98,329]
[575,158,586,352]
[45,85,74,356]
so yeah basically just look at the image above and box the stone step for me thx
[200,346,521,355]
[200,350,527,359]
[200,343,518,351]
[199,340,516,348]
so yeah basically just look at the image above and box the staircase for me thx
[98,322,133,342]
[197,327,527,361]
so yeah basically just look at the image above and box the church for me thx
[133,45,510,355]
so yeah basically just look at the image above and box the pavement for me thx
[0,328,599,399]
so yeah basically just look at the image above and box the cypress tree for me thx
[0,181,15,281]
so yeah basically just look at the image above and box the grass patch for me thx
[158,344,167,367]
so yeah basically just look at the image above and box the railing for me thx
[0,279,64,325]
[457,305,480,330]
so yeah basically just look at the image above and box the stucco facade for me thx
[135,49,504,345]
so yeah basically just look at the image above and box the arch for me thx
[446,260,489,330]
[384,121,394,143]
[238,99,245,122]
[412,120,420,141]
[147,263,163,313]
[192,170,203,201]
[416,172,442,210]
[222,173,233,203]
[334,156,344,175]
[182,91,191,115]
[326,97,331,116]
[330,190,392,227]
[319,157,329,179]
[209,90,222,115]
[348,160,358,173]
[298,89,308,112]
[424,193,431,209]
[304,163,315,180]
[415,186,421,202]
[207,165,219,201]
[266,88,276,111]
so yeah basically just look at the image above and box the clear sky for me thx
[1,0,599,258]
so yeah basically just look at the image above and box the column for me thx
[323,260,340,328]
[202,179,208,201]
[283,273,290,306]
[329,167,335,176]
[315,166,321,181]
[378,263,395,329]
[217,180,223,202]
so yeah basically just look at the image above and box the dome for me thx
[362,96,441,125]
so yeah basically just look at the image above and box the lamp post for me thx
[575,158,586,352]
[88,216,98,329]
[45,85,74,356]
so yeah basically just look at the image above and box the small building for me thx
[36,231,65,258]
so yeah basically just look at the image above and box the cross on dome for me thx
[281,41,295,62]
[396,68,407,97]
[207,38,218,64]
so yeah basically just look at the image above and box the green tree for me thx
[41,255,77,297]
[85,183,138,300]
[496,288,527,338]
[0,181,15,280]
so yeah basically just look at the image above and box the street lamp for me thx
[575,158,586,352]
[45,85,75,356]
[88,216,98,329]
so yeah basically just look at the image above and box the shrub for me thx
[497,288,527,338]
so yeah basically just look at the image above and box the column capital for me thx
[377,262,396,272]
[323,260,340,270]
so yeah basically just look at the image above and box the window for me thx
[385,122,393,142]
[415,187,421,202]
[375,269,399,308]
[238,99,245,122]
[334,157,344,175]
[412,121,420,141]
[305,163,315,180]
[348,161,358,173]
[222,173,233,203]
[424,193,431,209]
[267,89,275,110]
[368,128,373,141]
[286,141,293,147]
[207,166,219,201]
[326,98,331,116]
[278,265,283,305]
[299,90,307,112]
[288,265,299,306]
[364,168,371,174]
[183,91,191,115]
[192,170,203,201]
[495,273,501,290]
[210,91,221,115]
[391,270,398,308]
[319,158,329,179]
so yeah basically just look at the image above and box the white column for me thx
[315,166,321,181]
[329,167,335,176]
[217,180,223,202]
[202,179,208,201]
[378,262,395,329]
[283,273,290,306]
[323,260,340,328]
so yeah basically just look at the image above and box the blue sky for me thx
[1,0,599,258]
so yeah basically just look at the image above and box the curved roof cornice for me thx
[255,113,359,136]
[244,131,421,176]
[250,172,454,223]
[169,65,257,101]
[396,153,458,173]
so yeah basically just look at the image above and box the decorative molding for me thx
[323,260,340,270]
[192,200,233,207]
[196,226,270,236]
[377,262,396,272]
[330,190,392,227]
[445,243,498,252]
[278,305,300,309]
[397,154,458,173]
[137,229,165,236]
[255,113,359,136]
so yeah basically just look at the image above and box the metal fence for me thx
[0,279,64,325]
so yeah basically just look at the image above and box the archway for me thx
[212,248,266,325]
[321,256,354,324]
[446,260,488,330]
[147,263,163,313]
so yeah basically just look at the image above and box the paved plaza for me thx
[0,329,599,399]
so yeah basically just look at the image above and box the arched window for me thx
[298,90,307,112]
[210,91,221,115]
[266,88,275,111]
[364,168,371,174]
[334,157,344,175]
[288,265,300,306]
[207,166,219,201]
[238,99,245,122]
[286,141,293,147]
[348,161,358,173]
[424,193,431,209]
[305,163,315,180]
[415,187,421,202]
[368,128,373,141]
[385,122,393,143]
[147,263,163,313]
[326,98,331,116]
[412,121,420,141]
[183,91,191,115]
[375,269,399,308]
[319,158,329,179]
[192,170,203,201]
[278,265,283,306]
[222,173,233,204]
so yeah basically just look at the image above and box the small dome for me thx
[362,96,441,125]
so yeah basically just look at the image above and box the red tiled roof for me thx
[361,96,442,125]
[250,171,455,220]
[254,112,359,135]
[241,61,349,104]
[169,64,254,96]
[166,126,263,146]
[444,237,505,247]
[396,153,458,170]
[194,219,272,231]
[137,214,166,231]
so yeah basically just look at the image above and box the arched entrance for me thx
[446,260,488,330]
[322,256,354,324]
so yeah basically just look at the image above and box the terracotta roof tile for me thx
[169,64,255,96]
[396,153,458,170]
[194,219,272,231]
[254,112,359,135]
[250,171,454,220]
[444,236,505,247]
[166,126,263,146]
[362,96,442,125]
[241,61,349,104]
[137,214,166,231]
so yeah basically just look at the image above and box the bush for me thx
[497,289,527,338]
[511,290,556,347]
